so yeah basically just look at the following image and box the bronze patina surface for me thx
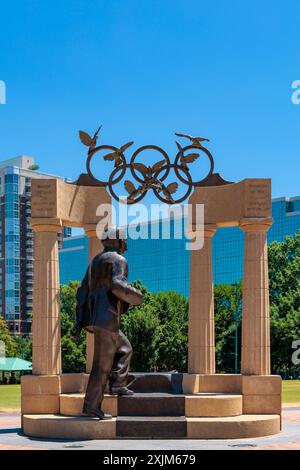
[75,126,232,204]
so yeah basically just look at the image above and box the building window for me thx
[286,201,294,213]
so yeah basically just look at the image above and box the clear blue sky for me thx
[0,0,299,200]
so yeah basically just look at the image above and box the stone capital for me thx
[30,218,62,233]
[239,217,273,233]
[83,224,99,238]
[203,224,217,238]
[186,223,217,238]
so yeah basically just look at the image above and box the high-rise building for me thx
[59,196,300,296]
[212,196,300,284]
[0,156,71,335]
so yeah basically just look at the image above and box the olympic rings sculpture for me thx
[79,127,215,205]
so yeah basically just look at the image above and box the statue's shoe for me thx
[82,406,112,420]
[109,386,134,396]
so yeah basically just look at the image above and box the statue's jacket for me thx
[75,250,143,333]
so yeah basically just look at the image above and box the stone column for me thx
[188,224,217,374]
[84,224,104,374]
[240,218,273,375]
[31,218,62,375]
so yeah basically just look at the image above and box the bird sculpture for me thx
[175,141,200,169]
[103,141,134,168]
[79,126,102,153]
[124,160,178,204]
[175,132,210,147]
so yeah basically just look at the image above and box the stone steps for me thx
[131,373,183,394]
[117,416,186,438]
[118,394,185,417]
[59,392,243,418]
[23,413,281,440]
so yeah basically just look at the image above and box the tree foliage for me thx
[0,315,17,357]
[121,303,161,371]
[60,281,86,372]
[153,291,188,371]
[121,285,188,372]
[268,232,300,373]
[214,283,242,373]
[15,335,32,361]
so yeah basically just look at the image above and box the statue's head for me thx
[102,226,127,254]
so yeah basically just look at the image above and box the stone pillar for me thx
[84,224,104,374]
[31,218,62,375]
[240,218,273,375]
[188,224,217,374]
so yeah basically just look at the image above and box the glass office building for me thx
[59,196,300,297]
[0,156,71,335]
[59,235,90,285]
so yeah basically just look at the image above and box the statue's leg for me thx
[109,330,133,389]
[83,327,117,411]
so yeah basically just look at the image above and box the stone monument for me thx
[21,129,281,439]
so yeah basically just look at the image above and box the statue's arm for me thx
[111,256,143,306]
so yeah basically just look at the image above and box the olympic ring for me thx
[81,130,216,205]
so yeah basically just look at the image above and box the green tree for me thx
[121,284,189,372]
[154,291,188,372]
[15,335,32,361]
[121,282,160,371]
[268,232,300,374]
[60,281,81,336]
[214,283,242,373]
[61,334,86,373]
[60,282,86,372]
[121,303,162,371]
[0,315,17,357]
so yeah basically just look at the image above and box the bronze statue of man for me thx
[72,227,143,419]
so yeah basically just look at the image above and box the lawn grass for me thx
[0,380,299,412]
[0,384,21,412]
[282,380,300,404]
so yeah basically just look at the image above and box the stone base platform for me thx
[23,413,280,440]
[21,373,282,440]
[60,392,243,418]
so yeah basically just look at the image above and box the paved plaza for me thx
[0,406,299,450]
